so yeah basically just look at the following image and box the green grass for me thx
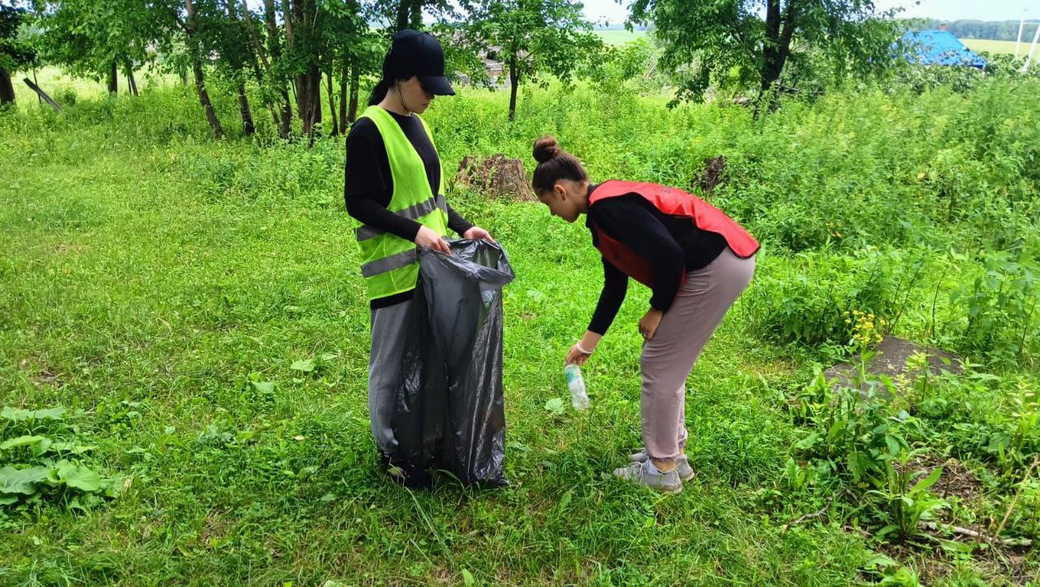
[1,76,1038,584]
[11,66,178,112]
[594,29,649,46]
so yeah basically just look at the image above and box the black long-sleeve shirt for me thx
[586,192,728,335]
[344,109,473,308]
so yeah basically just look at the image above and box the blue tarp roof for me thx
[901,30,987,68]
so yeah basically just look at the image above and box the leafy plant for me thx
[0,406,120,510]
[864,456,947,542]
[746,249,921,349]
[789,372,909,489]
[949,249,1039,366]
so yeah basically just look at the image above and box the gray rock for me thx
[824,335,962,397]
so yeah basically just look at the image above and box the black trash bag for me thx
[389,239,514,487]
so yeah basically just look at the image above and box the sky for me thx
[582,0,1040,27]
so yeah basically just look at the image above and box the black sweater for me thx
[586,192,728,335]
[344,109,473,308]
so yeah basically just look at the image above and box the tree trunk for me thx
[393,0,422,31]
[395,0,409,31]
[126,62,139,96]
[758,0,798,116]
[278,90,293,137]
[192,56,225,138]
[508,56,519,121]
[326,71,338,136]
[237,82,255,135]
[237,0,282,133]
[348,65,359,123]
[760,0,781,96]
[223,0,256,135]
[0,67,14,106]
[186,0,225,138]
[0,67,15,106]
[107,61,118,95]
[338,62,348,129]
[289,0,322,138]
[307,65,321,134]
[408,0,421,29]
[265,0,293,138]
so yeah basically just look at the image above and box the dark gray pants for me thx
[367,299,417,456]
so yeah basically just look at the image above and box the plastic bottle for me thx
[564,364,590,411]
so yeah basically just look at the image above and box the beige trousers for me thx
[640,248,756,462]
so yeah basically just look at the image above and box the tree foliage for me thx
[1,4,35,72]
[629,0,902,106]
[467,0,602,120]
[1,3,37,104]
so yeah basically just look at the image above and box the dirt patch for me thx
[867,457,1034,585]
[454,154,535,202]
[32,369,61,386]
[19,358,63,387]
[895,455,983,502]
[53,243,89,255]
[876,539,1035,586]
[198,508,231,547]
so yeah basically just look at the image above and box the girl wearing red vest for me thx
[531,136,758,494]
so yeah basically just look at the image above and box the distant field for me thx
[11,66,176,111]
[594,29,648,45]
[962,38,1025,56]
[592,31,1025,55]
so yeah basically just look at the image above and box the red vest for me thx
[588,180,759,287]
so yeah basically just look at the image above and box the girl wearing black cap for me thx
[345,30,494,484]
[530,136,758,494]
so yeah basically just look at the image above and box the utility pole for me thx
[1022,21,1040,72]
[1015,17,1025,58]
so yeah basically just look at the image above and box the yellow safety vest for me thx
[354,106,449,300]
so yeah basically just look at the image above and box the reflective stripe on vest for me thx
[354,106,448,300]
[587,180,759,287]
[355,194,446,242]
[360,248,418,278]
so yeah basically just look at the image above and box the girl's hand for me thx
[565,332,601,366]
[639,309,663,341]
[415,226,450,253]
[463,226,496,242]
[566,343,592,366]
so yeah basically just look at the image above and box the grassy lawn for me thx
[1,78,1038,584]
[594,29,649,46]
[11,66,180,112]
[962,38,1027,56]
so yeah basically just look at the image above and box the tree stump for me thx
[454,154,536,202]
[695,155,727,193]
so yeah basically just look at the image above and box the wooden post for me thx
[23,78,62,112]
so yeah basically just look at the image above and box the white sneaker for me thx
[628,449,696,482]
[613,461,683,494]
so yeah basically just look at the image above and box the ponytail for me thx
[367,79,391,106]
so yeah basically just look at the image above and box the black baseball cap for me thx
[382,29,455,96]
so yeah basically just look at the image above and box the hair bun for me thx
[532,136,561,164]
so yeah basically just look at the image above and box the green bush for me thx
[946,247,1040,367]
[745,248,924,348]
